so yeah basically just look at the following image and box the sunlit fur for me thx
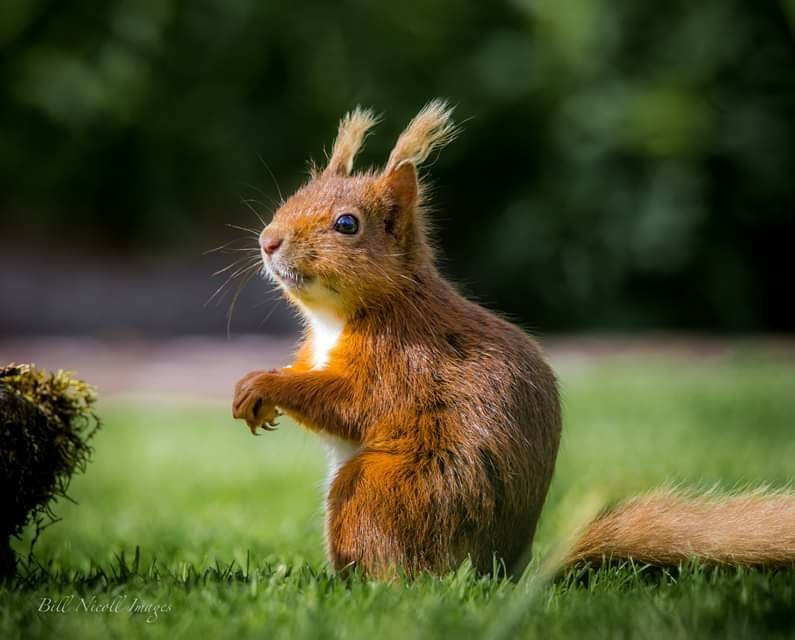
[233,101,795,578]
[385,99,458,172]
[324,107,380,177]
[566,487,795,567]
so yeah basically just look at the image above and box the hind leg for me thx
[326,448,464,578]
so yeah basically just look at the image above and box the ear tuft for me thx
[325,107,381,176]
[385,99,458,173]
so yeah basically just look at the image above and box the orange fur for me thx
[324,107,380,177]
[233,101,795,577]
[566,489,795,567]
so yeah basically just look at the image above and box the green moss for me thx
[0,364,100,577]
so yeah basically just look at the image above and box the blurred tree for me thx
[0,0,793,331]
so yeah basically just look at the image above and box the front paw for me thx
[233,371,281,435]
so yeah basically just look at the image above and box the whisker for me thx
[241,182,282,211]
[204,236,259,255]
[226,223,261,237]
[240,197,268,227]
[257,154,285,204]
[242,197,272,210]
[206,260,261,307]
[258,300,282,329]
[212,255,260,277]
[226,265,265,337]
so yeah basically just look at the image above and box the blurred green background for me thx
[1,0,794,333]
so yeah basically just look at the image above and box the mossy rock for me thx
[0,364,100,578]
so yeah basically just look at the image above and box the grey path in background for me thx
[0,336,295,400]
[1,335,792,401]
[0,244,295,336]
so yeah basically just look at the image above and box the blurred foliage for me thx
[0,0,793,330]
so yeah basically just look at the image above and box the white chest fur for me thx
[305,308,345,370]
[302,307,360,485]
[318,433,360,488]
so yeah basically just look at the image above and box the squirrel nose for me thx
[261,233,283,256]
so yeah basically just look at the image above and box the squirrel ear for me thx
[324,107,380,177]
[381,162,418,210]
[385,99,457,173]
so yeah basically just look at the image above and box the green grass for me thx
[2,352,795,639]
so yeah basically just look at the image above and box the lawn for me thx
[2,351,795,639]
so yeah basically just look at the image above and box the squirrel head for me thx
[259,100,457,316]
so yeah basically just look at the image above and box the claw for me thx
[236,389,281,435]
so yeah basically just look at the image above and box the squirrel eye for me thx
[333,213,359,235]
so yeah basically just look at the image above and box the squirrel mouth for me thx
[269,263,308,289]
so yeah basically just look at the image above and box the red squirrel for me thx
[233,101,795,577]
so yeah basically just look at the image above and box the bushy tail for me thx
[564,488,795,567]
